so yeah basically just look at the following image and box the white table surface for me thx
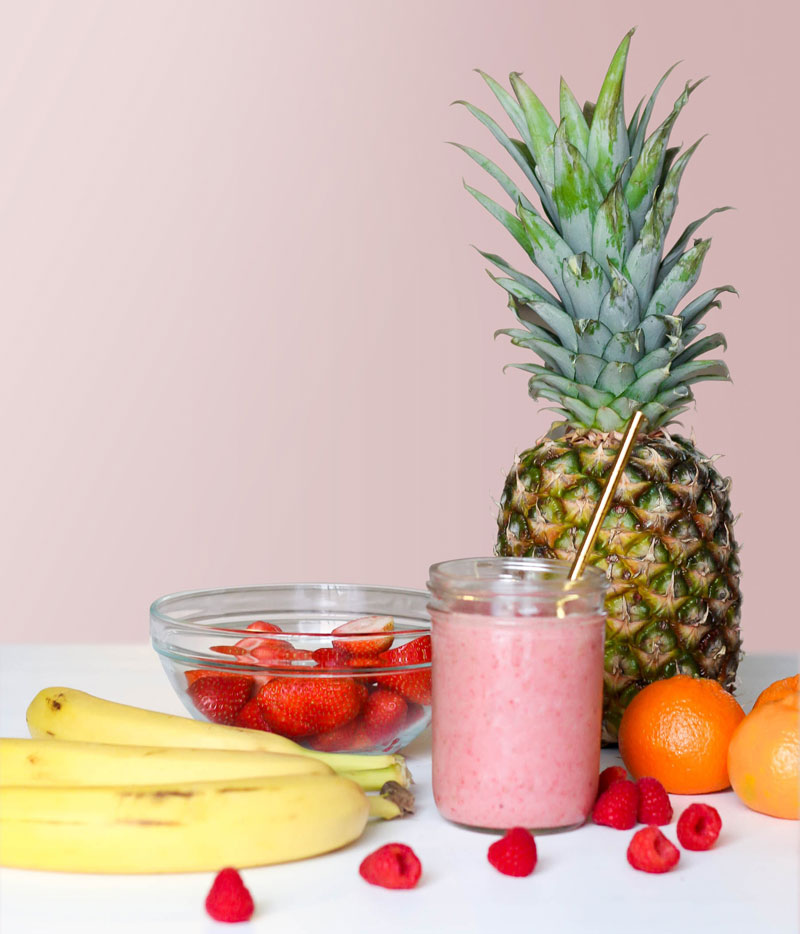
[0,644,798,934]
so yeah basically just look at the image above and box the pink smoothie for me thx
[431,609,605,830]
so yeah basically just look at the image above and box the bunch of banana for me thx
[0,687,414,874]
[26,687,412,790]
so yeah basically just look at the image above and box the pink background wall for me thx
[0,1,795,651]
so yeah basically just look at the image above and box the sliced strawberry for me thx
[361,688,408,744]
[256,677,362,737]
[376,636,432,705]
[209,645,249,656]
[187,674,253,724]
[245,620,283,633]
[332,616,395,657]
[233,697,271,731]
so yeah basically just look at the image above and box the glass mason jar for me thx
[427,557,608,832]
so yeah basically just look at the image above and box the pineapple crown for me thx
[455,28,735,431]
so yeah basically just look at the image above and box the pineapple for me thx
[457,29,742,742]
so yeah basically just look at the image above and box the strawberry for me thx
[597,765,628,798]
[332,616,395,657]
[245,620,283,633]
[256,677,362,737]
[187,674,253,724]
[637,777,673,826]
[592,780,639,830]
[233,697,271,731]
[487,827,537,877]
[359,843,422,889]
[313,648,383,670]
[376,636,432,705]
[676,803,722,851]
[205,868,254,922]
[249,642,314,667]
[184,668,252,688]
[306,718,361,751]
[361,688,408,744]
[626,826,680,873]
[209,644,249,656]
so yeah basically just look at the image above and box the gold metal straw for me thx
[567,410,647,582]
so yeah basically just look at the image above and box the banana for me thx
[0,773,372,873]
[26,688,411,790]
[0,738,332,786]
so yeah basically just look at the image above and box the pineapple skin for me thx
[496,428,741,744]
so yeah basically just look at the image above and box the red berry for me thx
[487,827,537,877]
[332,616,395,657]
[676,803,722,851]
[313,648,383,671]
[637,777,673,826]
[245,620,283,633]
[377,636,432,705]
[209,645,249,657]
[626,826,680,873]
[597,765,628,798]
[361,688,408,744]
[256,677,362,737]
[306,718,360,751]
[233,698,271,731]
[592,780,639,830]
[204,867,254,922]
[186,675,253,724]
[358,843,422,889]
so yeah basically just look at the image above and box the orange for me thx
[617,674,745,794]
[728,691,799,820]
[752,674,799,710]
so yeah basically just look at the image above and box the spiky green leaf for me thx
[644,238,711,317]
[477,249,562,306]
[659,207,732,283]
[574,318,613,355]
[518,205,576,312]
[660,359,730,390]
[671,332,727,368]
[553,122,603,254]
[561,253,609,319]
[587,29,633,192]
[678,285,737,326]
[626,366,670,402]
[592,181,634,274]
[604,329,643,364]
[450,143,536,212]
[574,353,606,386]
[596,360,636,394]
[455,100,549,208]
[475,70,533,150]
[559,78,590,157]
[509,72,558,186]
[629,61,681,171]
[625,80,703,235]
[465,182,532,254]
[599,266,640,331]
[525,300,579,351]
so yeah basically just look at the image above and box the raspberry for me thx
[592,779,639,829]
[597,765,628,798]
[359,843,422,889]
[676,803,722,850]
[626,826,681,873]
[487,827,537,877]
[205,867,255,922]
[637,777,673,825]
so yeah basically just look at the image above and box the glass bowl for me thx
[150,584,432,754]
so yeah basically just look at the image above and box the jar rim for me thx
[427,556,606,599]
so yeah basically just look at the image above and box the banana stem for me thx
[367,781,416,820]
[299,748,405,773]
[339,760,412,791]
